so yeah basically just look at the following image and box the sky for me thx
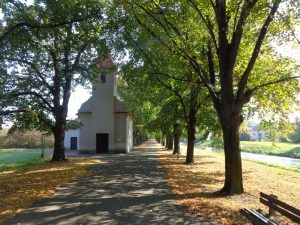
[67,86,91,119]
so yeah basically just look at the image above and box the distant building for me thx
[247,123,266,141]
[64,59,133,153]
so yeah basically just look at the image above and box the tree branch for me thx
[156,77,189,122]
[252,75,300,91]
[206,41,215,85]
[132,2,193,62]
[71,44,91,73]
[12,91,53,112]
[148,72,193,83]
[129,1,218,105]
[0,109,27,116]
[187,0,218,50]
[229,0,258,70]
[236,0,282,100]
[3,57,54,93]
[124,28,192,84]
[276,10,300,46]
[0,15,95,45]
[49,47,61,109]
[36,112,54,129]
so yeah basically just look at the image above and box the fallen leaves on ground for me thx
[0,158,100,220]
[158,149,300,225]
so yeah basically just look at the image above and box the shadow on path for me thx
[2,140,216,225]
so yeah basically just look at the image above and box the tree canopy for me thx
[0,0,108,161]
[111,0,300,194]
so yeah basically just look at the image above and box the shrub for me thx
[0,130,53,149]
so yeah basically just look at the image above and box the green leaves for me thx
[0,0,107,131]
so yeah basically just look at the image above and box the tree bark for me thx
[219,112,243,194]
[161,136,165,146]
[157,137,161,143]
[167,135,173,150]
[52,117,66,161]
[173,123,180,155]
[164,137,168,147]
[137,135,141,145]
[186,109,196,164]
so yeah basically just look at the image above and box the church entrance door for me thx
[70,137,78,150]
[96,133,109,153]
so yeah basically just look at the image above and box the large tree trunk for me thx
[167,135,173,150]
[173,123,180,155]
[161,136,165,146]
[220,114,243,194]
[186,109,197,164]
[133,131,138,146]
[52,118,66,161]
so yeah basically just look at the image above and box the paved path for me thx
[2,140,216,225]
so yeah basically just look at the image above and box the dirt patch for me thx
[158,149,300,225]
[0,158,101,220]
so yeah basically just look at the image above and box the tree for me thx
[114,0,300,194]
[112,20,216,164]
[118,75,160,145]
[240,125,254,141]
[0,0,107,161]
[289,119,300,143]
[111,7,220,163]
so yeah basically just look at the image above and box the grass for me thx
[0,158,101,221]
[158,145,300,225]
[200,140,300,158]
[0,148,53,171]
[240,141,300,158]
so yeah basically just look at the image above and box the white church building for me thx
[64,59,133,153]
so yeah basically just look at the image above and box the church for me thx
[64,59,133,153]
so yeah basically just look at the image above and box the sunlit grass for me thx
[0,148,53,171]
[240,141,300,158]
[199,141,300,158]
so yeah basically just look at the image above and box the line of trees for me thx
[0,0,300,196]
[109,0,300,194]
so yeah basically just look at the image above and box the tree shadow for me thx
[278,147,300,158]
[2,141,216,225]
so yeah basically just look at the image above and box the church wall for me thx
[114,113,128,153]
[127,117,133,152]
[78,74,115,152]
[69,69,133,154]
[78,115,94,151]
[91,74,115,152]
[64,129,79,150]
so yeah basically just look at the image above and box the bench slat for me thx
[240,208,278,225]
[260,192,300,216]
[240,208,274,225]
[260,198,300,224]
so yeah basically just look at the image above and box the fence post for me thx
[268,194,278,217]
[41,133,45,158]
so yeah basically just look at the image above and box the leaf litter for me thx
[0,158,100,221]
[157,149,300,225]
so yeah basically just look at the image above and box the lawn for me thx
[200,140,300,158]
[158,145,300,225]
[0,148,53,171]
[240,141,300,158]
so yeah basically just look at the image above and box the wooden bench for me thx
[240,192,300,224]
